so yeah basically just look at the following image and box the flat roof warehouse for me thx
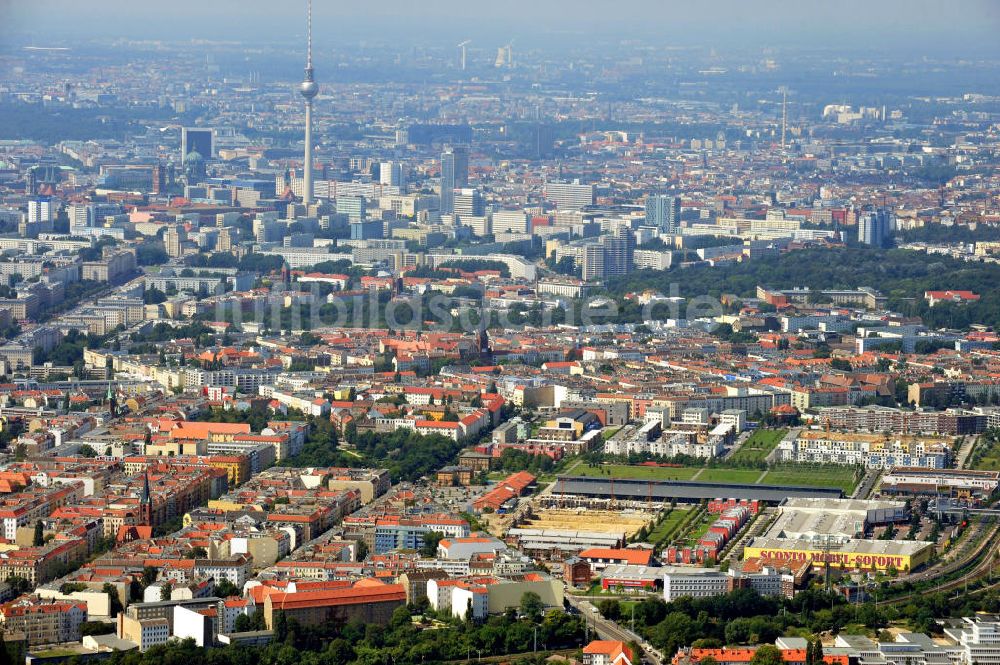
[552,476,844,503]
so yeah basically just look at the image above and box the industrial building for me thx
[551,476,843,504]
[880,467,1000,501]
[742,536,932,573]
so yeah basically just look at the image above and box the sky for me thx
[2,0,1000,53]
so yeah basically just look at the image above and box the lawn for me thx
[571,464,702,481]
[971,433,1000,471]
[698,468,765,484]
[647,509,690,543]
[728,428,787,465]
[760,465,858,493]
[565,461,856,493]
[678,510,717,546]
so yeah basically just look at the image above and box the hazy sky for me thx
[2,0,1000,52]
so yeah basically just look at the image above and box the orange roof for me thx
[268,582,405,610]
[578,548,652,566]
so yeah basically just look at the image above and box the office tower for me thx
[645,194,681,233]
[544,181,595,210]
[164,226,187,258]
[492,210,529,234]
[602,225,635,277]
[378,161,404,187]
[453,188,484,217]
[216,227,233,252]
[336,195,367,222]
[180,128,213,163]
[581,244,605,281]
[253,218,282,244]
[350,220,384,240]
[299,0,319,205]
[858,209,894,248]
[27,197,53,223]
[440,145,469,214]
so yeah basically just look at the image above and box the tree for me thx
[813,639,824,665]
[160,583,172,601]
[77,444,97,458]
[5,576,30,595]
[0,632,12,665]
[274,610,288,642]
[32,521,44,547]
[751,645,786,665]
[80,621,115,637]
[420,531,446,558]
[520,591,543,623]
[103,583,123,617]
[597,599,621,620]
[215,579,240,598]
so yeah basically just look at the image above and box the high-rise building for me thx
[602,225,635,277]
[492,210,529,234]
[858,209,894,248]
[164,226,187,258]
[378,161,404,188]
[216,227,233,252]
[336,195,367,222]
[544,181,594,210]
[350,220,384,241]
[453,188,484,218]
[581,244,605,281]
[27,197,53,223]
[180,128,213,163]
[645,194,681,233]
[440,145,469,215]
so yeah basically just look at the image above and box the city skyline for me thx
[2,0,1000,52]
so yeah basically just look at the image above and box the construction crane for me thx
[457,40,471,71]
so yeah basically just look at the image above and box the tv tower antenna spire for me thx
[780,86,788,150]
[299,0,319,206]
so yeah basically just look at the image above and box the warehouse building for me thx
[742,537,932,573]
[552,476,843,504]
[881,467,1000,502]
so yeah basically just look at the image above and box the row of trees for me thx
[99,598,584,665]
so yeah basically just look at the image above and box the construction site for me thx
[502,504,658,560]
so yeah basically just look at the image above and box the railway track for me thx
[882,521,1000,606]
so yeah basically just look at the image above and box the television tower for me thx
[299,0,319,206]
[780,86,788,150]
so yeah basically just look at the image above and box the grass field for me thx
[971,434,1000,470]
[647,509,690,543]
[566,461,855,493]
[760,465,857,493]
[728,428,787,465]
[571,464,702,481]
[679,510,717,546]
[698,468,765,484]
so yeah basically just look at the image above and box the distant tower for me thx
[106,382,118,417]
[477,323,493,365]
[780,86,788,150]
[139,470,152,527]
[299,0,319,206]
